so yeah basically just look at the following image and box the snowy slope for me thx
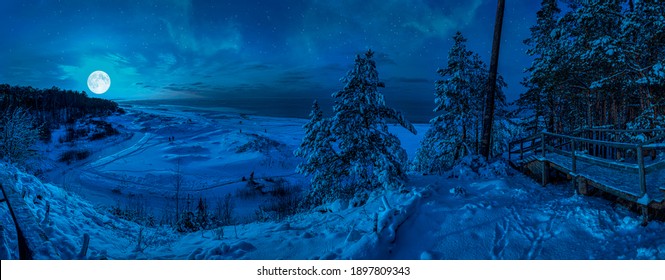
[1,105,664,260]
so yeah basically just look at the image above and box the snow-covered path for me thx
[391,174,665,259]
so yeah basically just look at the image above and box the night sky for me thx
[1,0,541,119]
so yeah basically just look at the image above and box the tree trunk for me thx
[480,0,505,159]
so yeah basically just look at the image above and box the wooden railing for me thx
[508,133,542,162]
[509,128,665,198]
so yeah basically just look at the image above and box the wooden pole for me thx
[541,133,548,186]
[572,139,577,173]
[541,132,546,158]
[480,0,505,159]
[637,145,646,197]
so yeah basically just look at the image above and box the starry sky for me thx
[0,0,541,120]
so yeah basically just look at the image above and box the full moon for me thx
[87,70,111,94]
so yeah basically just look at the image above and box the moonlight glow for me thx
[87,70,111,94]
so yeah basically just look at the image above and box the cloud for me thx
[298,0,485,48]
[276,70,313,84]
[243,64,274,71]
[390,77,431,84]
[157,53,178,73]
[58,65,80,81]
[374,52,397,65]
[402,0,484,37]
[159,0,242,56]
[105,53,131,65]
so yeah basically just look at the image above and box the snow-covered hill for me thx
[1,105,664,260]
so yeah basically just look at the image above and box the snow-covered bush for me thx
[236,134,284,154]
[478,159,509,178]
[447,155,508,179]
[451,186,467,197]
[258,192,302,221]
[0,107,40,165]
[623,107,665,143]
[212,194,235,227]
[57,149,91,164]
[176,212,198,232]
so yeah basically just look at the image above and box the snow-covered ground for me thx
[1,105,664,260]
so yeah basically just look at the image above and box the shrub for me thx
[58,149,91,164]
[63,127,89,142]
[258,193,302,221]
[213,194,235,227]
[0,107,40,165]
[89,120,120,141]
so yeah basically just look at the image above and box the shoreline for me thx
[116,98,434,124]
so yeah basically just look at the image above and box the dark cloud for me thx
[374,52,397,66]
[243,64,273,71]
[389,77,432,84]
[276,71,313,84]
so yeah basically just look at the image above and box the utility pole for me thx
[480,0,506,159]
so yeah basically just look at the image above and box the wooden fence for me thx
[509,128,665,198]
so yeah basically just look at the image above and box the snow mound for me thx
[187,240,257,260]
[235,134,286,154]
[448,155,509,179]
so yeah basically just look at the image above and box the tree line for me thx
[0,84,122,164]
[0,84,122,129]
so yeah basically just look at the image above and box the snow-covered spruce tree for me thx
[569,0,625,129]
[519,0,563,133]
[331,50,417,204]
[621,0,665,131]
[0,107,40,165]
[413,32,507,175]
[311,49,416,206]
[294,100,347,206]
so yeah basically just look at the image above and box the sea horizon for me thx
[118,97,436,124]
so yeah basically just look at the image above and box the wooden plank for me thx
[643,131,665,145]
[546,146,640,173]
[575,153,640,173]
[582,177,642,203]
[645,159,665,174]
[543,132,638,149]
[548,161,571,174]
[584,128,665,133]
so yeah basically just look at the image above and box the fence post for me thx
[541,132,545,157]
[572,139,577,173]
[637,145,646,197]
[541,132,548,186]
